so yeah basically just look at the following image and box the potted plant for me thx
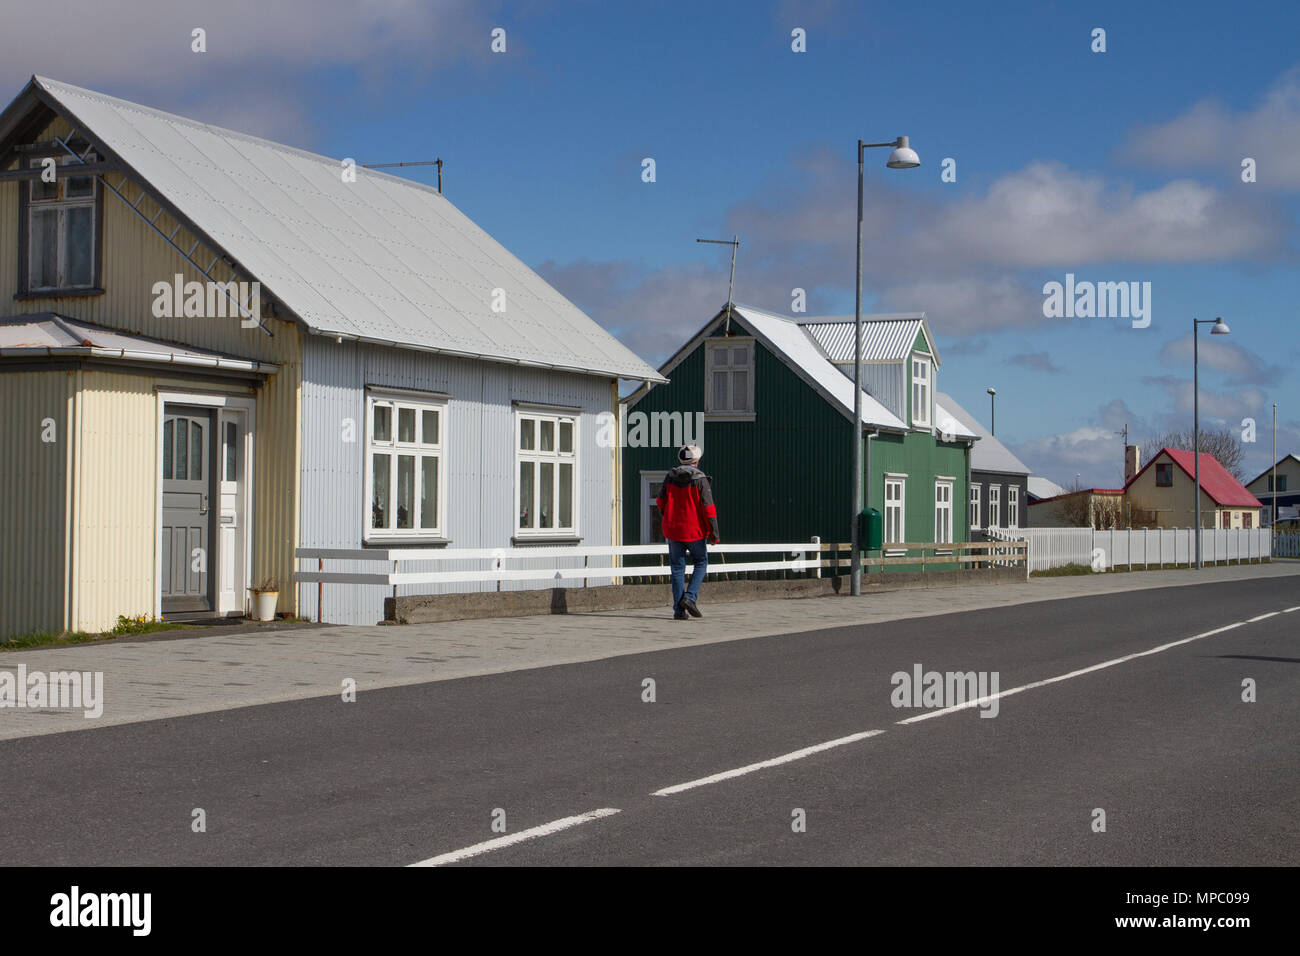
[249,580,280,622]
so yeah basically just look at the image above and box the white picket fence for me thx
[986,527,1273,572]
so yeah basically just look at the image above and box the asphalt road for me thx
[2,576,1297,866]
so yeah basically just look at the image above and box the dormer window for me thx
[21,154,100,294]
[910,355,931,428]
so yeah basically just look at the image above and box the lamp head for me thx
[886,136,921,169]
[1210,317,1230,335]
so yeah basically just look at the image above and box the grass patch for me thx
[1031,563,1094,577]
[3,615,194,651]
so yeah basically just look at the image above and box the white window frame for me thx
[364,391,447,541]
[704,338,756,418]
[1008,485,1020,529]
[640,470,668,545]
[884,474,907,550]
[934,478,953,544]
[988,484,1001,529]
[515,408,580,538]
[969,483,981,530]
[910,354,932,429]
[27,155,98,292]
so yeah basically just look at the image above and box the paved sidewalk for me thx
[2,562,1297,741]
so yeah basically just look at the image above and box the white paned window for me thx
[884,476,906,545]
[366,393,446,540]
[26,155,97,291]
[934,480,953,543]
[988,484,1001,529]
[1008,486,1020,528]
[969,484,981,530]
[516,410,578,536]
[910,355,931,428]
[705,339,755,415]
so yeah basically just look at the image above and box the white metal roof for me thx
[936,392,1031,475]
[1027,476,1068,500]
[0,313,275,372]
[800,313,935,364]
[30,76,663,383]
[730,305,907,430]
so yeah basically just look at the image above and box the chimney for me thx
[1124,444,1140,485]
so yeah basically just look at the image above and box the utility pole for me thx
[697,236,739,334]
[1273,403,1278,528]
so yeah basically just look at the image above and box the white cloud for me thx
[1123,65,1300,189]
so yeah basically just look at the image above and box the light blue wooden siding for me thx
[299,337,614,624]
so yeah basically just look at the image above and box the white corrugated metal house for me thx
[0,76,662,635]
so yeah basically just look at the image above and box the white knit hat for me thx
[678,444,702,464]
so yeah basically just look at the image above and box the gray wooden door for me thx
[161,407,215,612]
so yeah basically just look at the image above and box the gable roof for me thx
[1130,448,1263,507]
[731,305,907,430]
[8,77,662,383]
[1027,476,1067,500]
[1245,453,1300,489]
[0,313,274,373]
[798,313,938,364]
[935,392,1030,474]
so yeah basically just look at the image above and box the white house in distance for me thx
[0,76,663,636]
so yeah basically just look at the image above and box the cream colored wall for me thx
[1,115,302,615]
[0,371,71,637]
[1127,456,1219,528]
[69,371,156,631]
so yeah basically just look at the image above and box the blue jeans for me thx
[669,538,708,611]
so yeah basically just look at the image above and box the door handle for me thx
[200,493,209,515]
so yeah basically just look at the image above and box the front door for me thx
[162,406,216,613]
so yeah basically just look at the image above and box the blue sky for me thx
[4,0,1297,488]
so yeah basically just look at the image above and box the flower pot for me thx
[251,589,279,622]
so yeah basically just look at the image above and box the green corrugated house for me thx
[621,304,975,570]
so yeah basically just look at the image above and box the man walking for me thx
[656,444,721,620]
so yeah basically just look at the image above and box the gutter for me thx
[0,346,275,372]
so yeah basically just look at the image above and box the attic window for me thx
[910,355,931,428]
[705,339,755,416]
[1155,463,1173,487]
[22,155,100,294]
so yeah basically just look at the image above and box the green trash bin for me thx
[859,508,883,551]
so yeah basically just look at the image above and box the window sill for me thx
[511,535,583,545]
[363,537,452,547]
[15,287,105,300]
[704,413,756,422]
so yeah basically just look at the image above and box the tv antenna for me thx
[697,235,739,334]
[362,159,443,193]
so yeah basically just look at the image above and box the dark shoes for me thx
[673,609,688,620]
[681,598,703,618]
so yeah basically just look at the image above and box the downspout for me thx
[611,379,621,550]
[68,370,84,631]
[865,428,879,574]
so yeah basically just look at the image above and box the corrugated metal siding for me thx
[299,337,615,625]
[805,319,924,362]
[3,116,303,618]
[70,371,156,631]
[855,362,905,422]
[0,371,70,637]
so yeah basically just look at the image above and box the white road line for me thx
[407,808,621,866]
[1283,606,1300,613]
[652,730,886,796]
[1247,612,1279,622]
[897,620,1249,725]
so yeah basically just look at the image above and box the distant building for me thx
[935,392,1030,537]
[1244,454,1300,527]
[1127,448,1262,529]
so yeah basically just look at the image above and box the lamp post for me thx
[987,387,997,436]
[852,136,920,596]
[1193,316,1231,569]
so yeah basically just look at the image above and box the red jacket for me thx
[656,465,720,543]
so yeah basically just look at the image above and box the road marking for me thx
[652,730,886,796]
[1247,612,1279,622]
[1283,606,1299,613]
[896,620,1249,725]
[407,808,621,866]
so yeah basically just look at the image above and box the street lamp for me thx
[987,387,997,436]
[1193,316,1230,569]
[852,136,920,596]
